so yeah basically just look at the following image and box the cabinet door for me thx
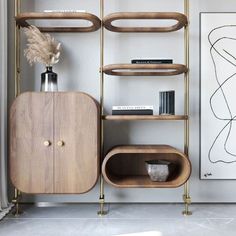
[54,92,99,193]
[10,92,54,193]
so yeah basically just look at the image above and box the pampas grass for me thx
[23,25,61,66]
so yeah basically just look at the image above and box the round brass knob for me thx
[44,140,51,147]
[57,140,65,147]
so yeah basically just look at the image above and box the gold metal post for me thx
[14,0,21,97]
[13,0,23,217]
[98,0,108,216]
[183,0,192,216]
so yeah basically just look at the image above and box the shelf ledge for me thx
[102,145,191,188]
[103,64,188,76]
[103,12,188,33]
[15,12,101,33]
[103,115,188,121]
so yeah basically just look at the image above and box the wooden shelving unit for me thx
[99,0,192,215]
[102,145,191,188]
[103,64,188,76]
[12,0,191,216]
[16,12,101,32]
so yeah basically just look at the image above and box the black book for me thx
[112,110,153,115]
[131,59,173,64]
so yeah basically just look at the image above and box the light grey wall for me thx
[7,0,236,203]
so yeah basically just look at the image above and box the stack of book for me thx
[131,59,173,64]
[112,106,153,115]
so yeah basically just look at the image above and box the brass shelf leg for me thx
[97,176,108,216]
[182,181,192,216]
[12,188,23,217]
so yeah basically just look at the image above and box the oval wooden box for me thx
[102,145,191,188]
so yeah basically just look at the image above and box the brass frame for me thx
[99,0,191,215]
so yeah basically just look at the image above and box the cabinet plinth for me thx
[102,145,191,188]
[103,12,188,33]
[16,12,101,32]
[103,64,188,76]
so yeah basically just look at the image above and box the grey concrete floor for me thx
[0,204,236,236]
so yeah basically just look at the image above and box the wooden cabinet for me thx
[10,92,100,194]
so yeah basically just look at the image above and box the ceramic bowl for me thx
[145,160,171,182]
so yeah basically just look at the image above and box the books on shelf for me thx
[131,59,173,64]
[112,106,153,115]
[44,10,86,13]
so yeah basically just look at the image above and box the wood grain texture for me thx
[103,12,188,33]
[103,64,188,76]
[10,92,54,194]
[54,92,100,194]
[10,92,100,194]
[103,115,188,121]
[16,12,101,32]
[102,145,191,188]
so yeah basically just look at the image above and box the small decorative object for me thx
[145,160,170,182]
[40,66,58,92]
[159,90,175,115]
[23,25,61,91]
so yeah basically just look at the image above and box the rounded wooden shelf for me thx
[103,12,188,33]
[103,64,187,76]
[102,145,191,188]
[15,12,101,32]
[103,115,188,121]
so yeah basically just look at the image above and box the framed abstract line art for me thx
[200,13,236,179]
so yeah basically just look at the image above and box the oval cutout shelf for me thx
[103,64,188,76]
[16,12,101,32]
[102,145,191,188]
[103,12,188,33]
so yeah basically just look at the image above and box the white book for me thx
[112,106,153,110]
[44,10,86,13]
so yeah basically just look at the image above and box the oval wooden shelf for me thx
[15,12,101,32]
[102,145,191,188]
[103,12,188,33]
[103,115,188,121]
[103,64,187,76]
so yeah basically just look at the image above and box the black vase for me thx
[41,66,58,92]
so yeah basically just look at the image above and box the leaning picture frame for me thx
[200,12,236,179]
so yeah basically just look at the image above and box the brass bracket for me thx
[12,190,23,217]
[97,195,108,216]
[99,196,105,204]
[183,194,191,205]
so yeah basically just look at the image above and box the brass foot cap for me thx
[12,210,23,217]
[97,211,108,216]
[182,211,192,216]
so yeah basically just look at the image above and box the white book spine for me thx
[112,106,153,110]
[44,10,86,13]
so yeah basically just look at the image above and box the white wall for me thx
[7,0,236,203]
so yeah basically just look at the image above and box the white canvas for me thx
[201,13,236,179]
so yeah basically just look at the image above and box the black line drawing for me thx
[208,25,236,164]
